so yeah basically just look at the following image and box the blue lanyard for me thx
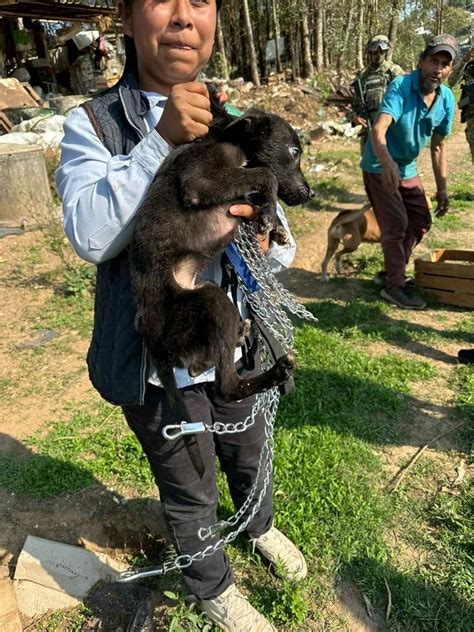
[225,242,260,293]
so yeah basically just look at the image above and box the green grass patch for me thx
[306,175,356,210]
[432,212,468,231]
[36,605,91,632]
[35,291,94,337]
[308,298,472,348]
[312,147,359,165]
[0,402,154,497]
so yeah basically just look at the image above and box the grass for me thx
[308,296,474,348]
[0,402,154,497]
[1,131,472,630]
[1,325,462,630]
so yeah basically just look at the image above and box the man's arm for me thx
[430,132,449,217]
[371,112,400,192]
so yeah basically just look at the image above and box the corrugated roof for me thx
[0,0,117,21]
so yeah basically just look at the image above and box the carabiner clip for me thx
[162,421,207,440]
[116,566,165,583]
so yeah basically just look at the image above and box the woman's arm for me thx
[56,106,172,264]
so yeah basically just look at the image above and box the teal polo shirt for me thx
[361,69,455,180]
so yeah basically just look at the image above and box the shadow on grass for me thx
[279,268,473,364]
[278,366,471,451]
[0,433,169,629]
[341,556,474,632]
[306,190,368,212]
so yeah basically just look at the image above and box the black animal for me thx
[130,102,311,427]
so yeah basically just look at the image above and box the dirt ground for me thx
[0,91,472,630]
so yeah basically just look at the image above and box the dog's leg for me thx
[215,344,296,403]
[321,234,339,282]
[335,243,358,274]
[181,166,279,234]
[181,166,276,208]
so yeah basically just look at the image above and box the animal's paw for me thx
[335,261,343,274]
[236,319,251,346]
[321,271,330,282]
[256,215,273,236]
[270,225,289,245]
[274,351,296,380]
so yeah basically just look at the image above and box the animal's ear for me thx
[224,115,253,138]
[224,113,271,141]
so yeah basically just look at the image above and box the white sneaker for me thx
[201,584,276,631]
[251,526,307,581]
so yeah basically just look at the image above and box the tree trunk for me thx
[437,0,445,35]
[387,0,401,60]
[337,1,356,72]
[323,6,329,68]
[301,4,314,77]
[254,0,265,77]
[357,0,365,69]
[216,14,229,81]
[314,0,324,70]
[242,0,261,86]
[271,0,281,73]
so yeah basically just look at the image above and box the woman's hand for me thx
[155,82,212,146]
[229,204,270,252]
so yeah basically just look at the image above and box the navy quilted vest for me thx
[83,71,151,405]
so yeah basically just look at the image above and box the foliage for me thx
[218,1,471,81]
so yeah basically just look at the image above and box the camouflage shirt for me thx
[449,58,474,121]
[351,60,404,125]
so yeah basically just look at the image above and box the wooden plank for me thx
[0,78,39,109]
[421,288,474,309]
[415,261,474,279]
[416,273,474,294]
[438,249,474,263]
[0,579,22,632]
[22,82,42,105]
[0,110,13,133]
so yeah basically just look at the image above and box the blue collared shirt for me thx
[56,91,296,388]
[361,69,455,179]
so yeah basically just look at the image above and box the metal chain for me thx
[118,387,279,583]
[116,224,317,583]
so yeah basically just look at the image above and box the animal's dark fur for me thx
[130,100,311,423]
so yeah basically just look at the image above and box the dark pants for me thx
[363,172,432,289]
[122,358,273,600]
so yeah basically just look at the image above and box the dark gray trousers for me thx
[122,359,273,600]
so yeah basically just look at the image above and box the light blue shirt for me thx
[361,69,455,179]
[56,92,296,388]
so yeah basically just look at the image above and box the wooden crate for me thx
[414,249,474,309]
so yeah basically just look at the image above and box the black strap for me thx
[249,309,295,396]
[220,254,255,371]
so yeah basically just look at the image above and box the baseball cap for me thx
[424,34,459,61]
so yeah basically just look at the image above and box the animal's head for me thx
[224,109,313,206]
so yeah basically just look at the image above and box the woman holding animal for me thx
[56,1,306,630]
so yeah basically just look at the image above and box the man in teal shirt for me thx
[362,34,457,309]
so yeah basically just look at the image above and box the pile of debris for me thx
[208,72,354,138]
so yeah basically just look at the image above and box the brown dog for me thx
[321,203,381,281]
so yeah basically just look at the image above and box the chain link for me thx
[117,225,317,583]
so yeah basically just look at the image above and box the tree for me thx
[216,13,229,80]
[241,0,261,86]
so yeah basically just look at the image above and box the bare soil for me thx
[0,95,472,629]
